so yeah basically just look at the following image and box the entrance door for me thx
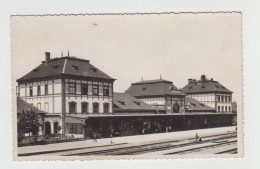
[45,121,51,135]
[172,103,180,113]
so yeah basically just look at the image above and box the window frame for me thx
[81,83,88,95]
[29,86,33,96]
[68,82,76,94]
[103,86,109,96]
[93,102,99,113]
[103,103,109,113]
[81,102,88,114]
[92,85,99,95]
[45,84,48,95]
[69,102,77,114]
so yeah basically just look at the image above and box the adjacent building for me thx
[182,75,233,113]
[125,79,186,114]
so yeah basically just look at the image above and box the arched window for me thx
[103,103,109,113]
[37,103,41,110]
[44,102,49,112]
[81,102,88,114]
[172,103,180,113]
[93,103,99,113]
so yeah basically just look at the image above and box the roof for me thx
[126,79,185,97]
[182,76,232,94]
[113,92,158,112]
[185,97,215,112]
[17,56,115,82]
[17,97,46,114]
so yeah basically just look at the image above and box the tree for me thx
[17,109,41,142]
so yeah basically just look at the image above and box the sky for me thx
[11,13,242,103]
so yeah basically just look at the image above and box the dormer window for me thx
[189,86,193,89]
[142,87,147,90]
[90,68,97,72]
[52,65,59,69]
[134,101,140,105]
[215,85,219,88]
[118,101,125,105]
[72,65,79,70]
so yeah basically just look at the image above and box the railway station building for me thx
[182,75,233,113]
[16,53,236,139]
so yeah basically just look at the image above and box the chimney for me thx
[188,79,192,83]
[201,75,206,83]
[45,52,50,65]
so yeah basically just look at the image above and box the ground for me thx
[17,126,237,158]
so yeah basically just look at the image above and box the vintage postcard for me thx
[11,12,243,160]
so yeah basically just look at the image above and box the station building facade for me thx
[182,75,233,113]
[17,52,115,138]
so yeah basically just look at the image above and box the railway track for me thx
[68,132,237,156]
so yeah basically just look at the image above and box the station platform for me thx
[18,126,236,156]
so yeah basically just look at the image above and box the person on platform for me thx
[195,133,199,142]
[93,133,97,142]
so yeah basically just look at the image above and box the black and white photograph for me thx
[11,13,243,160]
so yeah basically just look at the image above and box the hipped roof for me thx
[113,92,159,111]
[185,97,215,111]
[182,79,232,94]
[17,56,115,82]
[126,79,185,97]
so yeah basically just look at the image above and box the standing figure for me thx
[93,133,97,142]
[195,133,199,142]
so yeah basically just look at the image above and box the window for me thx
[222,106,224,112]
[81,102,88,114]
[217,95,220,102]
[72,65,79,70]
[44,102,49,112]
[37,103,41,110]
[134,101,140,105]
[54,122,59,134]
[103,103,109,113]
[93,103,99,113]
[69,82,76,94]
[90,68,97,72]
[118,101,125,105]
[93,85,98,95]
[29,86,33,96]
[229,106,231,112]
[69,102,76,114]
[218,106,220,112]
[52,65,59,69]
[225,106,227,112]
[228,96,231,102]
[37,85,41,96]
[45,84,48,95]
[225,96,227,102]
[81,83,88,95]
[66,123,83,134]
[221,96,224,102]
[103,86,109,96]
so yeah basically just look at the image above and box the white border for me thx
[1,0,260,168]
